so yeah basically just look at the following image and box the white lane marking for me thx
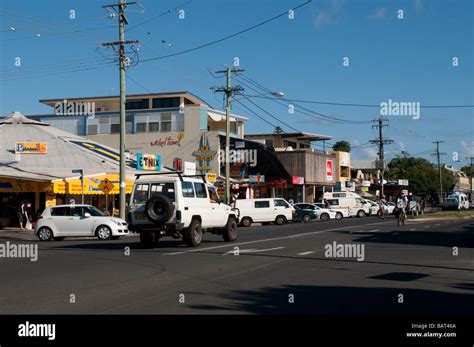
[435,223,441,226]
[222,247,285,255]
[161,221,395,256]
[369,229,380,232]
[297,251,315,256]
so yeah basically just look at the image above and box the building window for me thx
[284,140,297,149]
[125,99,149,110]
[149,122,160,132]
[184,97,194,105]
[136,123,147,133]
[161,122,172,131]
[111,124,120,133]
[152,97,180,109]
[87,124,98,135]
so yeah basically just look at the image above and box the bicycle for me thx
[397,209,406,226]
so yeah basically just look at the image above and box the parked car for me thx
[314,203,350,219]
[383,201,396,214]
[294,203,339,221]
[361,199,380,216]
[235,198,294,227]
[293,205,318,222]
[442,192,470,211]
[128,173,238,248]
[35,204,128,241]
[470,200,474,209]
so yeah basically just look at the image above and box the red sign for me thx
[326,160,334,180]
[266,178,287,188]
[292,176,304,185]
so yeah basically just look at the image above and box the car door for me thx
[274,199,292,220]
[208,186,228,227]
[48,206,71,236]
[193,182,212,228]
[68,206,96,236]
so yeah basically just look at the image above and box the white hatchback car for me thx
[35,205,128,241]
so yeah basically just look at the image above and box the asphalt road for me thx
[0,216,473,314]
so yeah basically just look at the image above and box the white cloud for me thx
[313,0,345,28]
[314,10,332,28]
[460,139,474,157]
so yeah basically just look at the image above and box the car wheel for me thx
[335,212,343,220]
[53,237,65,241]
[184,219,203,247]
[357,210,366,218]
[37,227,53,241]
[240,217,252,227]
[320,213,330,221]
[275,215,287,225]
[223,217,238,242]
[96,225,112,240]
[302,214,311,223]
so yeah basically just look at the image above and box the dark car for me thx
[293,206,318,223]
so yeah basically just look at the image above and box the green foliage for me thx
[460,165,472,175]
[273,126,284,135]
[332,140,351,153]
[386,156,455,194]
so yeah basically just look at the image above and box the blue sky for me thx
[0,0,472,166]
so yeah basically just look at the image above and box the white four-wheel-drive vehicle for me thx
[128,172,239,248]
[35,204,128,241]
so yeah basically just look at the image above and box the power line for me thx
[251,95,474,109]
[125,0,193,32]
[139,0,311,63]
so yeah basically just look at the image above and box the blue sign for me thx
[137,153,161,171]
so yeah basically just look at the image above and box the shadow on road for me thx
[189,284,474,314]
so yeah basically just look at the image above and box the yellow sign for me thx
[0,178,49,193]
[15,142,47,154]
[206,173,217,183]
[98,178,115,194]
[53,174,133,195]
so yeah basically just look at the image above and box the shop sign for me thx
[249,175,265,183]
[398,179,409,186]
[184,162,196,175]
[15,142,47,154]
[150,133,184,147]
[192,132,217,174]
[326,160,334,181]
[266,178,287,189]
[362,180,371,187]
[206,173,217,183]
[292,176,305,185]
[137,153,161,171]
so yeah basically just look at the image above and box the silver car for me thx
[35,205,128,241]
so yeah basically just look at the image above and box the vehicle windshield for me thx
[87,206,105,216]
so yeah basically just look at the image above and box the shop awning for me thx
[53,173,134,195]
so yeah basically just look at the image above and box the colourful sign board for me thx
[249,174,265,183]
[15,142,47,154]
[326,160,334,181]
[206,173,217,183]
[292,176,304,185]
[192,132,217,174]
[137,153,161,171]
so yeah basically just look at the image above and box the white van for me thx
[235,198,294,227]
[323,192,371,217]
[444,192,470,210]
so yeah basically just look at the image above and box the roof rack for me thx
[135,167,207,184]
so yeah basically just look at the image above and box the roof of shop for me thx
[0,112,128,182]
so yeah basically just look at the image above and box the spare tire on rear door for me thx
[145,195,175,225]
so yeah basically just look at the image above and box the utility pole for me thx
[100,1,139,219]
[370,116,393,199]
[212,67,244,205]
[466,156,474,199]
[432,141,446,203]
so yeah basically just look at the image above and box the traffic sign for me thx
[99,178,115,194]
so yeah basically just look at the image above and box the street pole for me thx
[211,67,244,205]
[370,116,393,200]
[81,170,84,205]
[224,67,231,205]
[118,0,126,219]
[432,141,445,203]
[100,1,139,219]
